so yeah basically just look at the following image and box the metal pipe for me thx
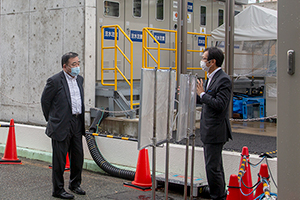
[181,0,187,75]
[152,67,158,200]
[165,68,172,199]
[177,0,182,85]
[190,133,195,200]
[225,0,234,118]
[184,137,189,200]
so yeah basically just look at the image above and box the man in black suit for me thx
[196,47,232,200]
[41,52,86,199]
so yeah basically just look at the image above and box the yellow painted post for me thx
[130,36,133,109]
[114,26,118,91]
[101,27,104,85]
[142,29,144,68]
[175,31,177,79]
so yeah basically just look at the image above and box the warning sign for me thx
[187,13,191,23]
[173,11,178,22]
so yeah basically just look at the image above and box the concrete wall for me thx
[0,0,96,126]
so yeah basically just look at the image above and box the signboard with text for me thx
[153,32,166,44]
[130,30,143,42]
[104,28,119,40]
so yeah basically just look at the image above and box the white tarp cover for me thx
[211,5,277,41]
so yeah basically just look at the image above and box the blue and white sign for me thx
[153,32,166,44]
[198,36,206,47]
[130,30,143,42]
[187,2,193,12]
[104,28,119,40]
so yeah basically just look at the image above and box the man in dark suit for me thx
[41,52,86,199]
[196,47,232,200]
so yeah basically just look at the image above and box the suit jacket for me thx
[41,71,85,141]
[197,69,232,144]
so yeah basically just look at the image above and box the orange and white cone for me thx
[0,119,22,164]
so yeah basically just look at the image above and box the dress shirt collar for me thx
[63,70,77,80]
[208,67,221,80]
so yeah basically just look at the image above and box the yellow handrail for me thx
[142,28,211,79]
[101,25,135,109]
[186,32,211,70]
[100,26,211,110]
[142,27,177,73]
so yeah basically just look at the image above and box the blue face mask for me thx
[70,67,80,77]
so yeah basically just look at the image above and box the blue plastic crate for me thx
[242,97,265,120]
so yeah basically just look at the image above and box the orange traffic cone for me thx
[254,164,269,198]
[49,153,70,171]
[124,148,152,191]
[239,146,253,200]
[226,174,241,200]
[65,153,70,171]
[0,119,22,164]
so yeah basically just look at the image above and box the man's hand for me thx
[197,79,205,96]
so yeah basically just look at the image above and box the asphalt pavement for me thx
[173,129,277,156]
[0,154,210,200]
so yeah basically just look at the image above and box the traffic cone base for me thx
[123,182,152,191]
[0,119,22,165]
[0,158,22,164]
[123,148,152,191]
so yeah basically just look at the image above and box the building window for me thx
[200,6,206,26]
[133,0,142,17]
[156,0,164,20]
[218,9,224,26]
[104,1,119,17]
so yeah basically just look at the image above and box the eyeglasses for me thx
[201,57,208,61]
[69,61,80,67]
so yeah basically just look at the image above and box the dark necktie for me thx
[205,78,209,91]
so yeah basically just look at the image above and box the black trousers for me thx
[203,143,226,200]
[51,115,84,195]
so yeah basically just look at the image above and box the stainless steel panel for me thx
[176,74,196,142]
[138,69,176,150]
[278,0,300,198]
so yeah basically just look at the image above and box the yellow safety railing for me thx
[101,25,138,109]
[142,27,177,72]
[187,32,211,70]
[100,26,211,109]
[142,28,211,79]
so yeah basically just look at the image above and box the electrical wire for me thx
[248,156,266,168]
[266,158,278,188]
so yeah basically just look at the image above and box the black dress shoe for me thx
[52,191,74,199]
[69,186,86,195]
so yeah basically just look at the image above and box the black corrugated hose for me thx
[85,109,135,180]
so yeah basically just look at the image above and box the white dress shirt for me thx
[63,71,82,115]
[200,67,222,98]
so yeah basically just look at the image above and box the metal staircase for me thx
[95,81,140,119]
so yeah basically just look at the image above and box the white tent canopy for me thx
[211,5,277,41]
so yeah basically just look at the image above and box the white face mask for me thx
[200,60,210,72]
